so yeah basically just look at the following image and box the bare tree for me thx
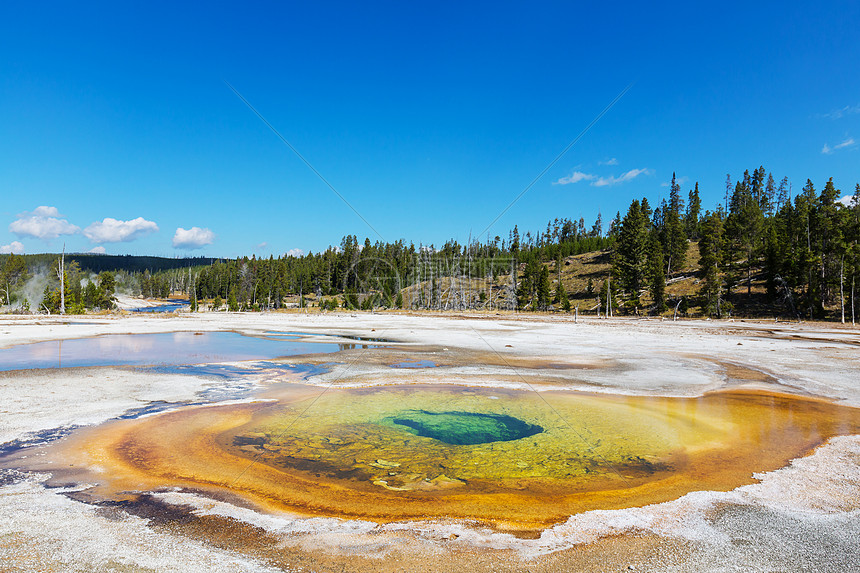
[57,244,66,315]
[840,255,845,324]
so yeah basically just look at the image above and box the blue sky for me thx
[2,1,859,257]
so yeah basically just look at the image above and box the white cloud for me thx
[172,227,215,249]
[257,242,268,250]
[599,157,619,166]
[835,137,856,150]
[838,195,856,208]
[88,246,107,254]
[554,171,597,185]
[83,217,159,243]
[0,241,25,255]
[286,248,304,257]
[822,137,856,154]
[592,168,654,187]
[821,104,860,120]
[9,206,79,241]
[32,206,61,217]
[556,167,653,188]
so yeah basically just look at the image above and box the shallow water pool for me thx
[0,331,339,370]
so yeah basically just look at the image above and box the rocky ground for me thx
[0,312,858,572]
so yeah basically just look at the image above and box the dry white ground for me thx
[0,312,858,572]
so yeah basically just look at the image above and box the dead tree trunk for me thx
[840,255,845,324]
[58,244,66,315]
[607,274,612,317]
[510,258,517,311]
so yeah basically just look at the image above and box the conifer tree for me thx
[648,234,667,313]
[665,173,687,274]
[536,265,551,311]
[554,276,566,306]
[685,182,702,239]
[725,176,764,296]
[699,211,724,316]
[614,200,648,307]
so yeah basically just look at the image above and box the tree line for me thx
[0,253,117,313]
[3,166,858,321]
[612,168,859,321]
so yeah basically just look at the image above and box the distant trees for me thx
[750,175,860,320]
[725,169,765,297]
[39,263,115,314]
[1,254,28,308]
[3,165,858,321]
[607,166,859,320]
[680,168,858,320]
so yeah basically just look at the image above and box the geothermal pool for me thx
[2,319,860,572]
[22,379,860,533]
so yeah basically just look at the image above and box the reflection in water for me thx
[0,332,339,370]
[337,343,388,351]
[37,385,860,532]
[130,300,190,313]
[390,360,437,369]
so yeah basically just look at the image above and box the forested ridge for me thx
[2,167,859,321]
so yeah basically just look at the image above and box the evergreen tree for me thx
[0,254,28,307]
[590,212,603,238]
[775,176,790,212]
[725,176,764,296]
[608,211,622,238]
[96,271,116,309]
[554,277,567,305]
[815,178,843,316]
[648,234,667,313]
[794,179,820,316]
[699,211,725,316]
[517,258,540,309]
[614,200,649,307]
[665,173,687,274]
[685,182,702,239]
[536,265,551,311]
[83,281,99,309]
[763,173,776,215]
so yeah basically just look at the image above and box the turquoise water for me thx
[388,410,544,445]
